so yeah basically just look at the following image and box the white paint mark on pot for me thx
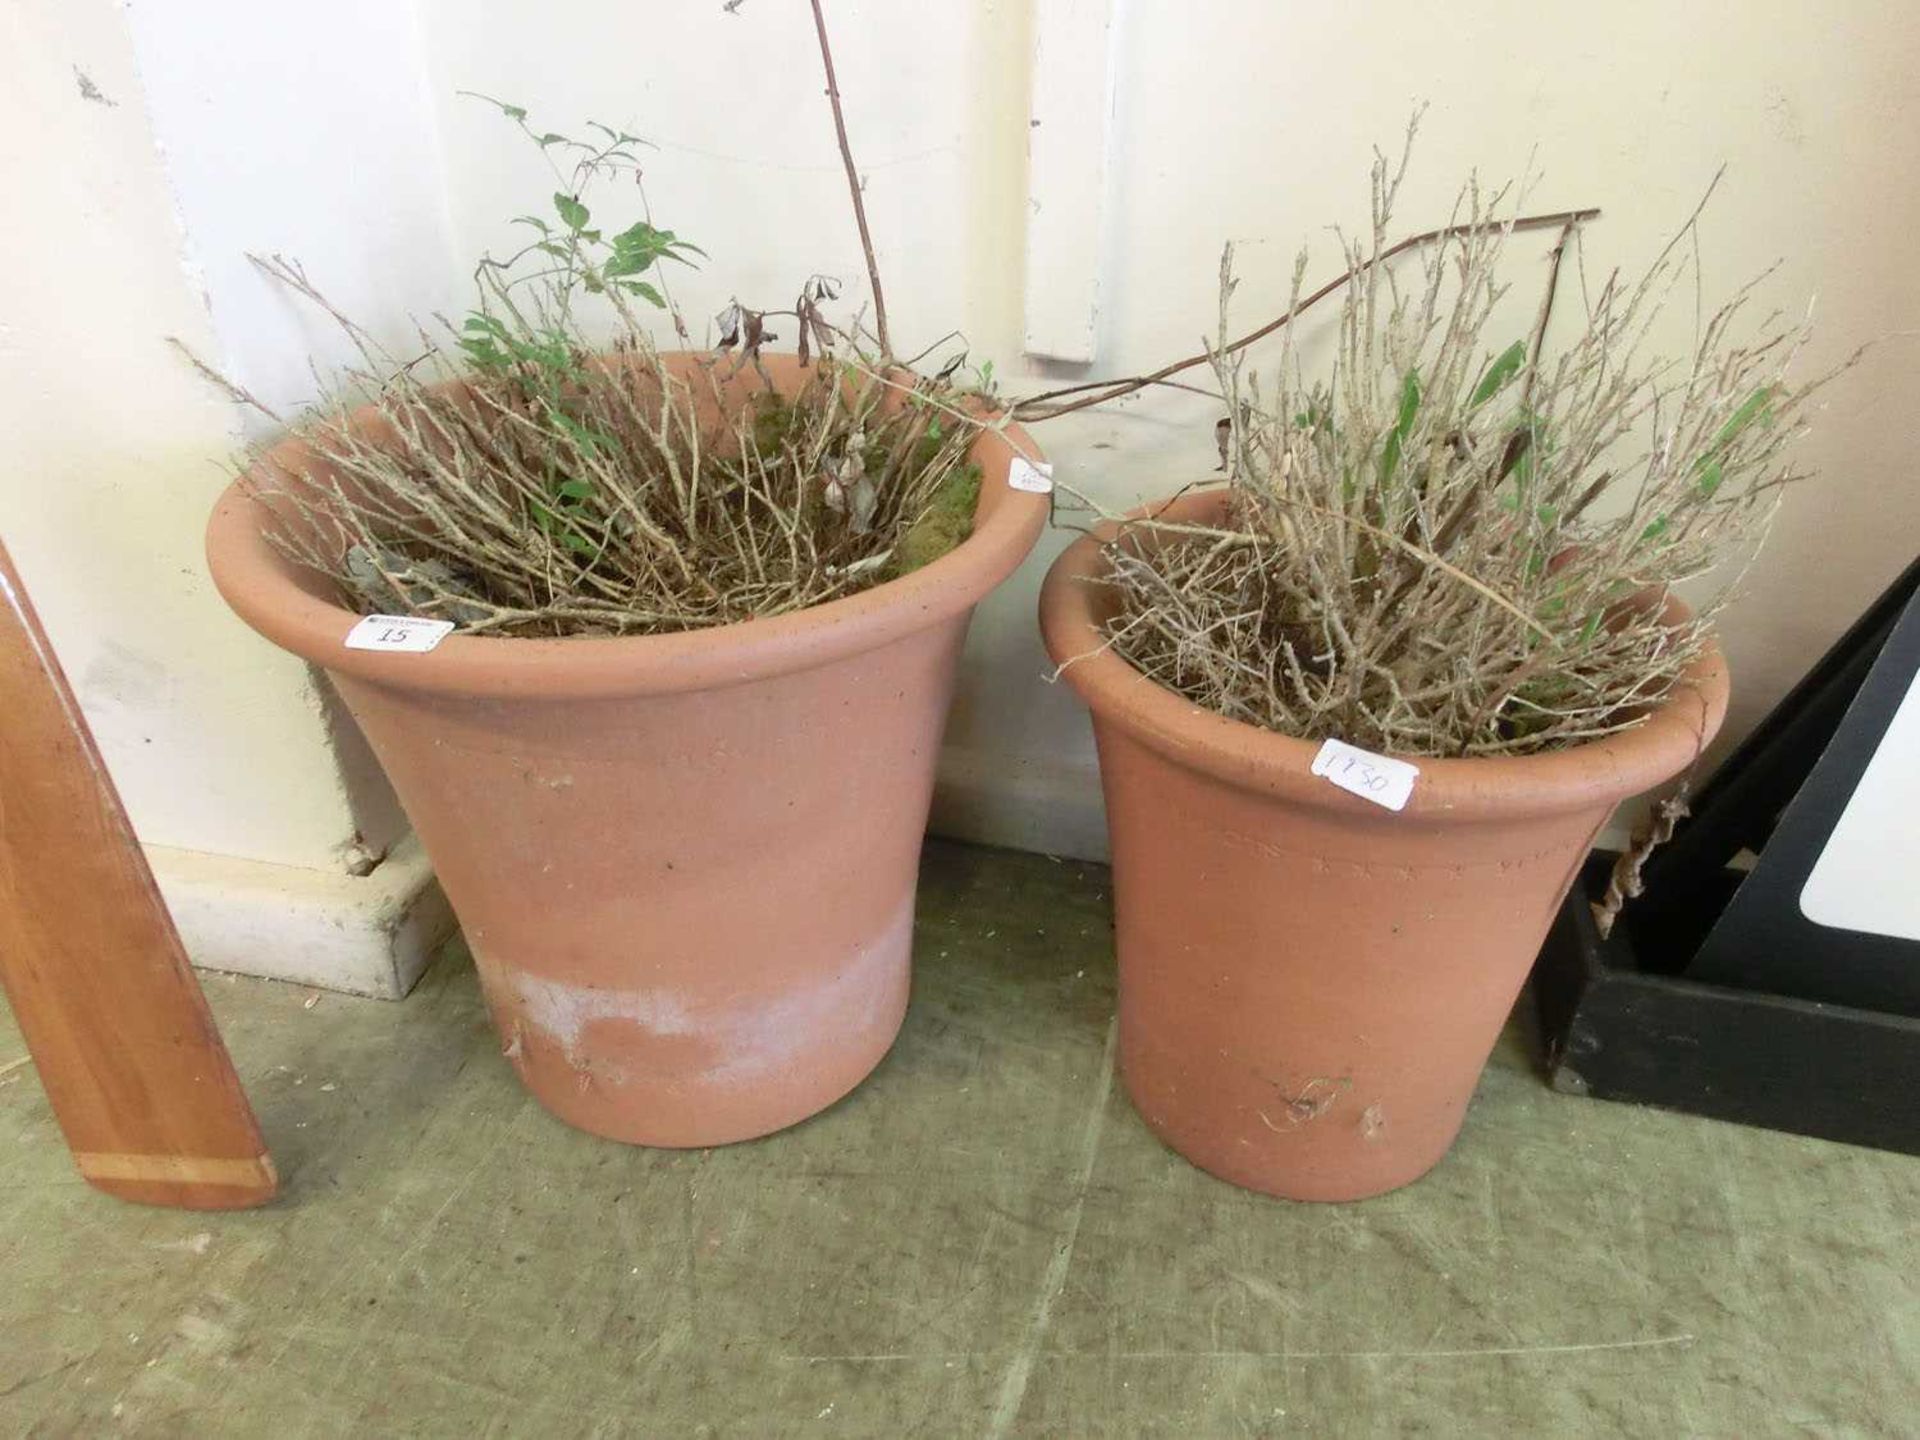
[499,900,914,1088]
[511,971,701,1056]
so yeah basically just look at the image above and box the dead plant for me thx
[1092,131,1838,758]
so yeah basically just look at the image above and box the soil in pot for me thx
[1039,488,1727,1201]
[208,353,1048,1147]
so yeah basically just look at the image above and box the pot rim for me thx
[1038,486,1730,823]
[205,353,1048,699]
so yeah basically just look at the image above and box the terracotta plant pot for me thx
[1039,489,1727,1201]
[207,354,1047,1146]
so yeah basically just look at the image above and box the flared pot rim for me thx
[1038,485,1729,824]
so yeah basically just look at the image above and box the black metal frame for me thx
[1531,555,1920,1153]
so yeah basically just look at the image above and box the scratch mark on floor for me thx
[791,1333,1698,1365]
[0,1353,86,1399]
[248,1101,528,1440]
[982,1015,1117,1440]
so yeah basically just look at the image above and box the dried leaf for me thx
[850,473,877,534]
[715,302,742,351]
[740,310,771,357]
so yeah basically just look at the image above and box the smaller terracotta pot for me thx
[1039,489,1727,1201]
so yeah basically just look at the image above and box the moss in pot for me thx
[1039,148,1836,1201]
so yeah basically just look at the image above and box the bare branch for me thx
[168,338,284,423]
[1012,207,1602,422]
[807,0,891,358]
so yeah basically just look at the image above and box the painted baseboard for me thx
[931,747,1110,862]
[147,833,455,1000]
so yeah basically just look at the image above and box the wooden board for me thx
[0,541,275,1209]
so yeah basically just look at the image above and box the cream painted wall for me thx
[10,1,1917,876]
[0,0,404,870]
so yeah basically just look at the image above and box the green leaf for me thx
[587,121,635,143]
[457,336,506,371]
[611,221,666,248]
[457,314,513,370]
[553,413,613,456]
[1641,514,1671,543]
[619,279,665,307]
[506,331,572,372]
[1689,385,1776,496]
[1502,412,1546,488]
[1378,369,1422,485]
[1715,385,1775,448]
[511,215,551,233]
[554,192,590,231]
[605,222,704,277]
[1293,395,1333,433]
[461,93,527,123]
[556,478,595,501]
[561,531,594,555]
[536,133,567,147]
[1470,341,1527,409]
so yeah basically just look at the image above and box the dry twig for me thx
[1011,207,1601,422]
[808,0,891,358]
[1593,788,1691,937]
[1091,135,1832,758]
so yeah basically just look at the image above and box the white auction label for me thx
[344,614,456,654]
[1310,738,1419,812]
[1008,457,1054,494]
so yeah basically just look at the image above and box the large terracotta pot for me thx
[207,354,1047,1146]
[1039,489,1727,1200]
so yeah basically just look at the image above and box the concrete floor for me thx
[1,841,1915,1438]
